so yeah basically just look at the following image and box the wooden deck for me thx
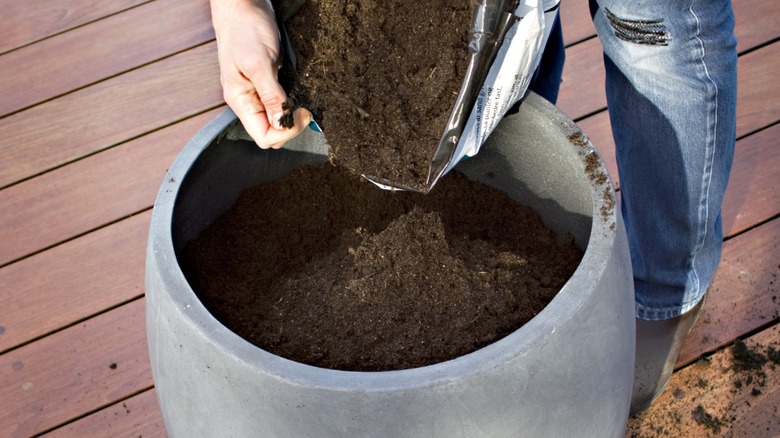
[0,0,777,436]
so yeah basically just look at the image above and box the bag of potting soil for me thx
[426,0,560,190]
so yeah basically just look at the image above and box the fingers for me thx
[221,65,300,150]
[230,87,311,149]
[261,107,312,149]
[250,66,289,130]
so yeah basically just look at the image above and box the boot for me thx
[629,293,707,416]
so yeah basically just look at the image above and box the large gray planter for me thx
[146,92,635,437]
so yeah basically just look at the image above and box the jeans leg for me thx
[589,0,737,319]
[529,13,565,104]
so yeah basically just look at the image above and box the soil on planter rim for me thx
[181,163,583,371]
[279,0,478,191]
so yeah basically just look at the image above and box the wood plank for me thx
[0,299,152,438]
[0,211,148,353]
[0,108,222,267]
[41,389,165,438]
[557,37,606,121]
[560,0,596,46]
[0,0,214,117]
[721,123,780,236]
[627,323,780,437]
[0,42,222,189]
[678,218,780,366]
[0,0,148,54]
[736,42,780,138]
[734,0,780,53]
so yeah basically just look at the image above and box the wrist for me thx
[210,0,275,32]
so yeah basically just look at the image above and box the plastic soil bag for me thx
[270,0,559,192]
[360,0,559,191]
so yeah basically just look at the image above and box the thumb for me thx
[250,66,289,129]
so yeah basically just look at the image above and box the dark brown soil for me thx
[731,339,769,372]
[691,405,725,434]
[181,163,583,371]
[280,0,477,190]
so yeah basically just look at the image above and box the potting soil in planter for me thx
[181,163,583,371]
[280,0,478,191]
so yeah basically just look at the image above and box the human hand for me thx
[210,0,311,149]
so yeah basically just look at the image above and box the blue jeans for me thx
[531,0,737,319]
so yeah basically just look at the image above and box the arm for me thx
[210,0,310,149]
